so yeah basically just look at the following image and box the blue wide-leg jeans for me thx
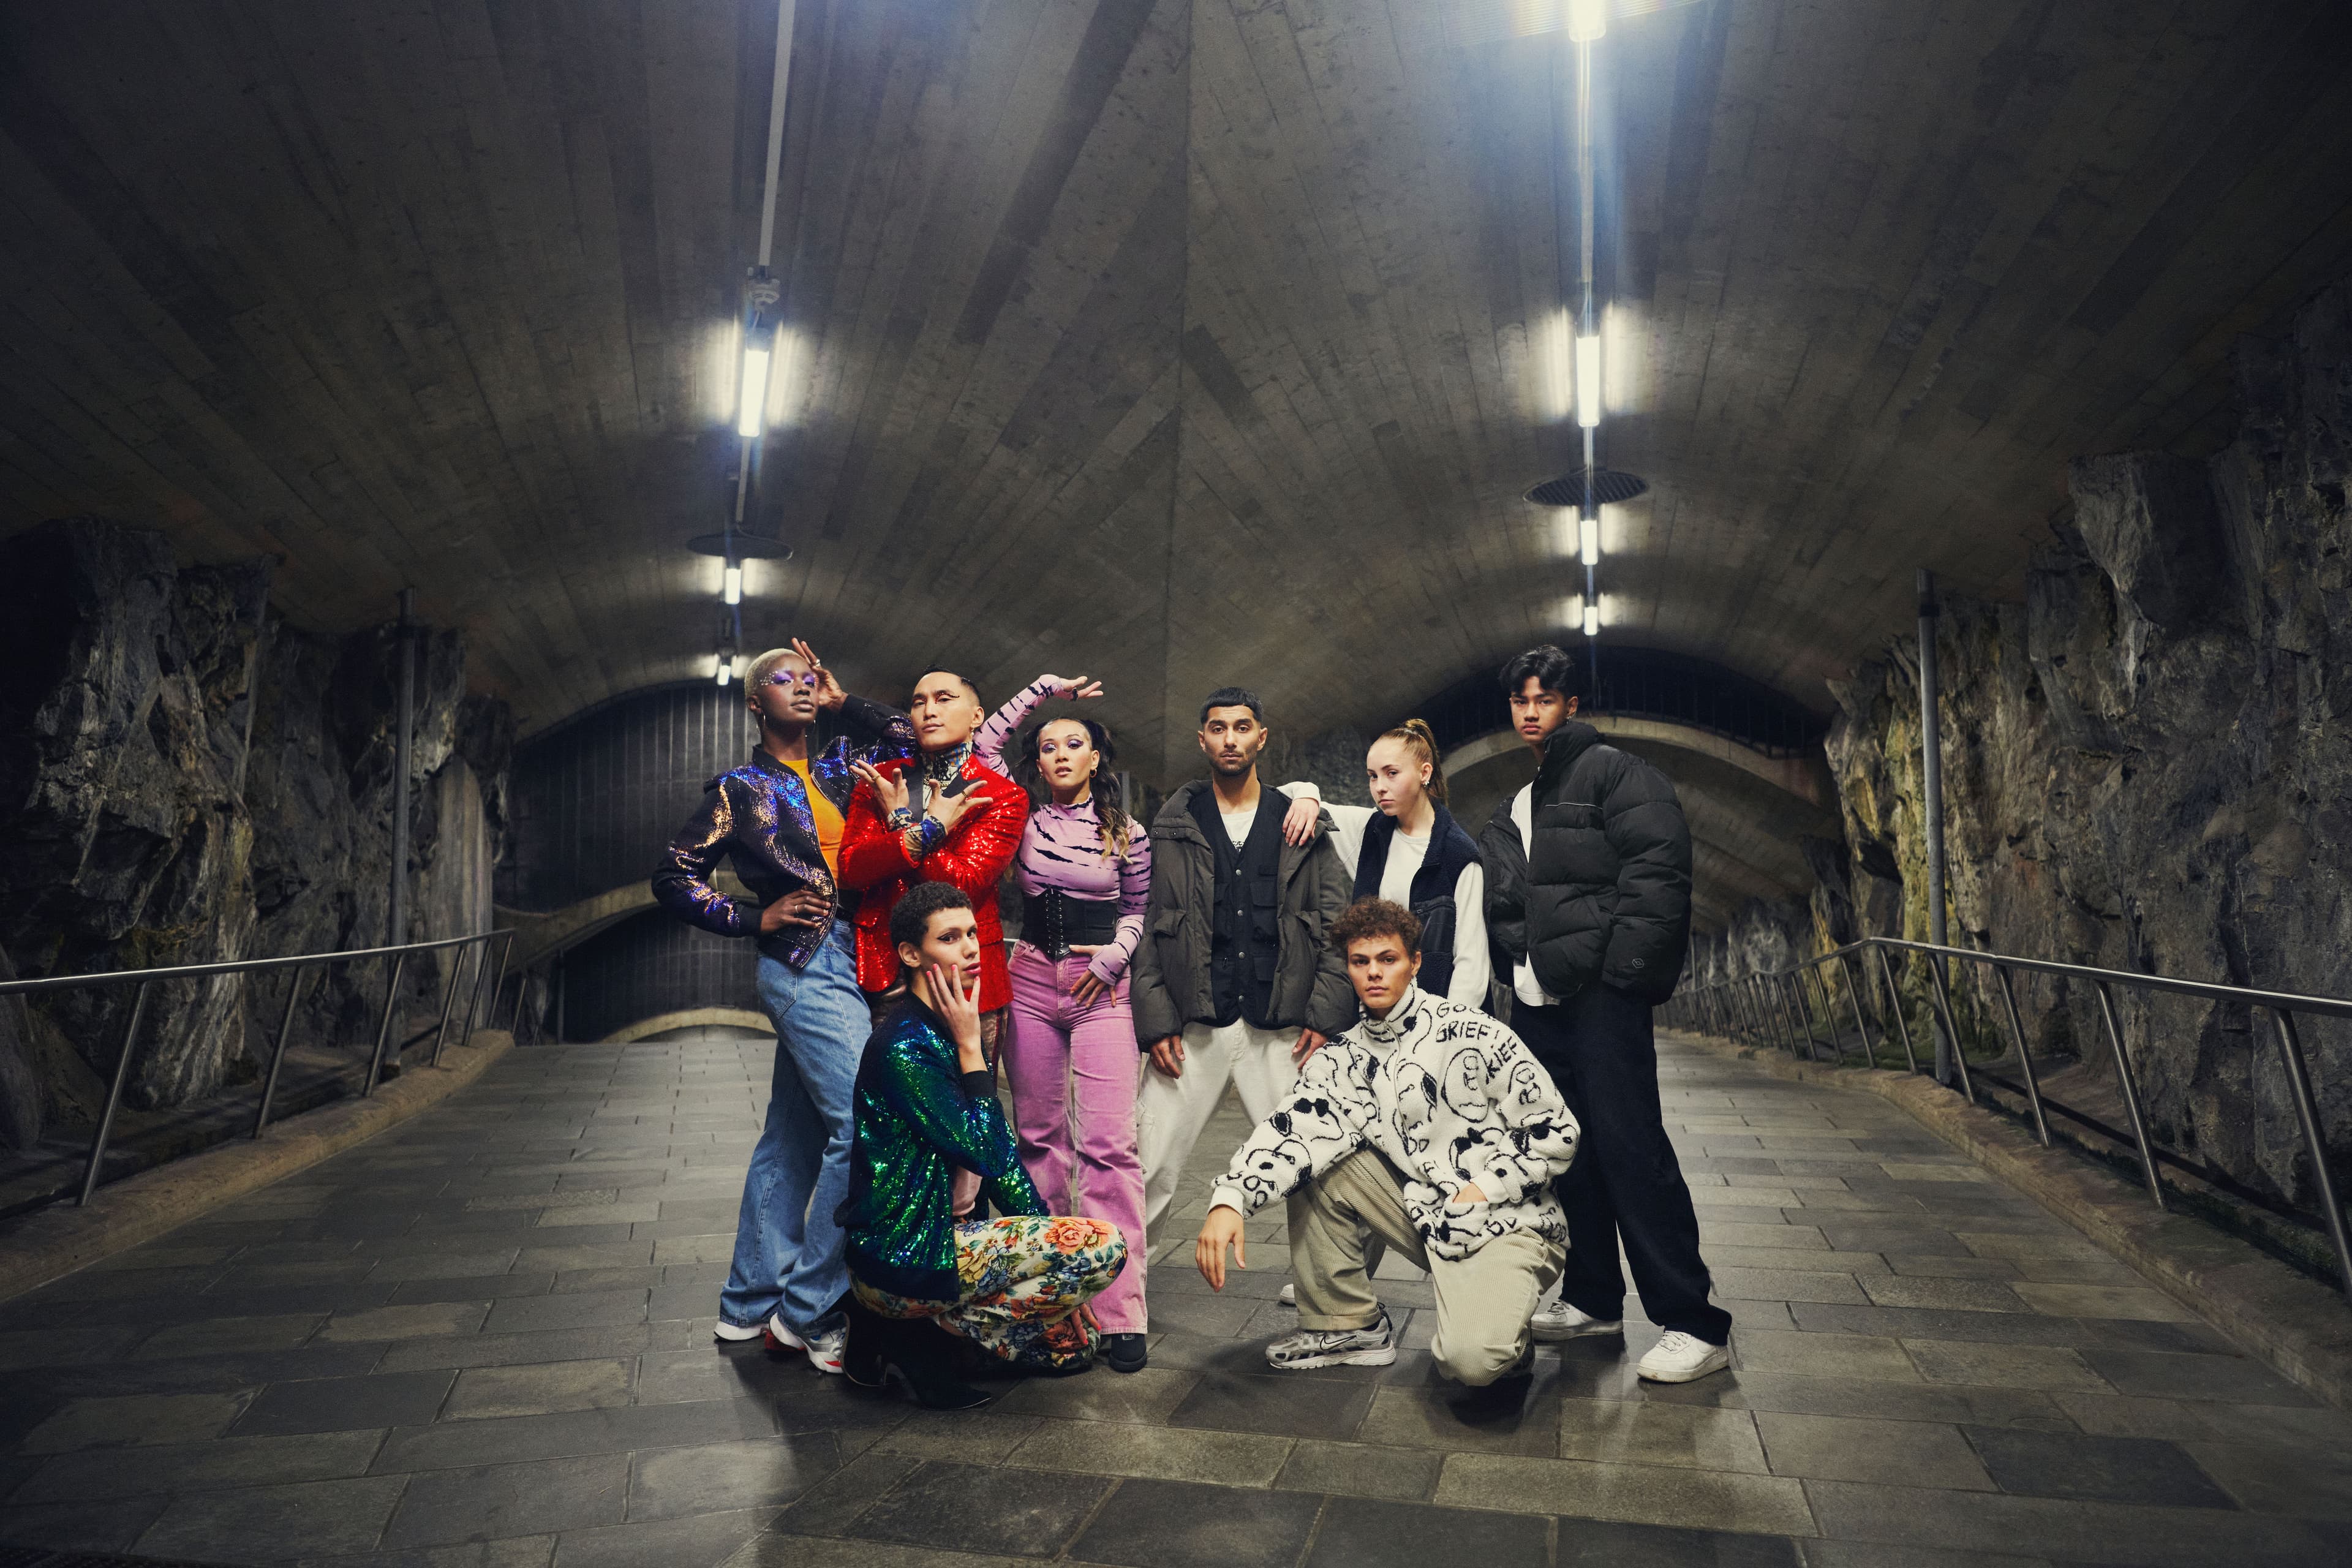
[719,918,870,1337]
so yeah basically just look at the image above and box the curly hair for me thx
[889,880,972,953]
[1327,897,1421,956]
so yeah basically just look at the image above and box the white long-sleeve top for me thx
[1207,986,1577,1259]
[1284,790,1490,1009]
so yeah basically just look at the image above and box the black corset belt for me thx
[1021,890,1121,960]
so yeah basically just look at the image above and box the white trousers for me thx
[1137,1019,1302,1232]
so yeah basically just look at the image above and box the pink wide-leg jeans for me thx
[1002,944,1147,1333]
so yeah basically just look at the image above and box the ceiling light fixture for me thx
[1568,0,1608,42]
[1575,334,1602,428]
[716,649,735,687]
[1580,515,1600,566]
[736,333,773,439]
[1583,600,1601,638]
[723,562,743,606]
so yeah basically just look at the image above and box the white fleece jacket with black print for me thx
[1207,986,1578,1260]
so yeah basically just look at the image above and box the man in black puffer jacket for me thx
[1480,644,1731,1384]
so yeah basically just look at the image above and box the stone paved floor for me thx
[3,1025,2350,1567]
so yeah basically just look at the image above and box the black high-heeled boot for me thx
[842,1297,889,1390]
[883,1318,992,1411]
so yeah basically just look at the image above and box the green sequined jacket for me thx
[840,1000,1045,1303]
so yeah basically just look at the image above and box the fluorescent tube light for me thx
[1583,601,1601,637]
[1569,0,1607,42]
[1580,515,1600,567]
[723,564,742,606]
[716,651,734,687]
[736,341,772,438]
[1575,334,1602,428]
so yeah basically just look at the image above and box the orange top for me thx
[783,758,845,874]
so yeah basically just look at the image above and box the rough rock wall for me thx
[1817,282,2352,1206]
[0,519,511,1150]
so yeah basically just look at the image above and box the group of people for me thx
[652,637,1730,1409]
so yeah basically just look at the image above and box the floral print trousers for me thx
[853,1214,1127,1371]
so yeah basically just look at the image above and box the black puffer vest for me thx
[1354,805,1482,1000]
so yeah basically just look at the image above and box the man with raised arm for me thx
[652,638,913,1375]
[1195,898,1578,1385]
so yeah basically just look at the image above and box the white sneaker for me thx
[1265,1311,1396,1370]
[712,1317,765,1343]
[1637,1330,1730,1383]
[1529,1300,1623,1342]
[761,1313,846,1375]
[1278,1283,1295,1306]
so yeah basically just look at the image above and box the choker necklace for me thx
[922,741,972,785]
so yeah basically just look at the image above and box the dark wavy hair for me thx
[1499,644,1577,696]
[1018,715,1133,858]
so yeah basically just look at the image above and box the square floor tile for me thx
[846,1460,1108,1556]
[1557,1517,1800,1567]
[627,1435,839,1520]
[232,1370,456,1436]
[136,1472,408,1559]
[1066,1476,1323,1568]
[1303,1495,1547,1567]
[1273,1440,1441,1502]
[445,1359,635,1419]
[1753,1411,1992,1490]
[1961,1425,2236,1509]
[1167,1371,1373,1439]
[381,1453,630,1547]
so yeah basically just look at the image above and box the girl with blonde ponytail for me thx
[1280,718,1491,1010]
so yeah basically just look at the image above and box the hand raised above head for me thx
[1041,674,1105,703]
[793,638,846,710]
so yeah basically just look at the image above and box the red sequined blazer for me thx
[839,752,1028,1011]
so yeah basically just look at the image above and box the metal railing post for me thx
[1784,974,1815,1061]
[2093,979,2163,1210]
[1926,954,1975,1105]
[457,935,496,1054]
[1874,943,1918,1076]
[1839,953,1874,1066]
[2268,1009,2352,1301]
[486,932,513,1035]
[254,965,309,1138]
[1807,967,1846,1065]
[1993,966,2051,1146]
[81,981,151,1205]
[428,946,467,1069]
[364,952,409,1097]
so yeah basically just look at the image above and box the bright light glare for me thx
[715,652,733,687]
[1539,310,1574,421]
[1575,334,1602,428]
[1583,600,1601,637]
[1579,515,1600,567]
[723,564,743,606]
[736,342,772,438]
[1568,0,1607,42]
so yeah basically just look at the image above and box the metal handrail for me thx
[3,929,516,1205]
[1662,934,2352,1302]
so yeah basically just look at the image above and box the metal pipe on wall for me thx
[1917,570,1952,1084]
[386,588,416,1072]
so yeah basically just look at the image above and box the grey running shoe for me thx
[1265,1311,1397,1370]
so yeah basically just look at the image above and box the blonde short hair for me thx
[744,646,803,700]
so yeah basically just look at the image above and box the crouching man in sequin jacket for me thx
[1195,898,1578,1388]
[838,882,1127,1409]
[652,638,915,1371]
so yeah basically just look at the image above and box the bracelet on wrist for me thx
[887,805,916,831]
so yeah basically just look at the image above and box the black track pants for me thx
[1515,986,1733,1344]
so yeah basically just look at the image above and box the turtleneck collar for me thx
[921,741,973,785]
[1357,982,1426,1045]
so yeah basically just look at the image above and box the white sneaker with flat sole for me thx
[1637,1330,1730,1383]
[1278,1283,1295,1306]
[712,1317,765,1343]
[1529,1299,1623,1342]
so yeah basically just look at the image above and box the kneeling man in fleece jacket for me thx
[1195,896,1580,1386]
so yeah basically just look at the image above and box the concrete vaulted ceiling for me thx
[6,0,2352,800]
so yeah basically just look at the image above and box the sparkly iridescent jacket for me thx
[840,999,1046,1303]
[650,695,916,968]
